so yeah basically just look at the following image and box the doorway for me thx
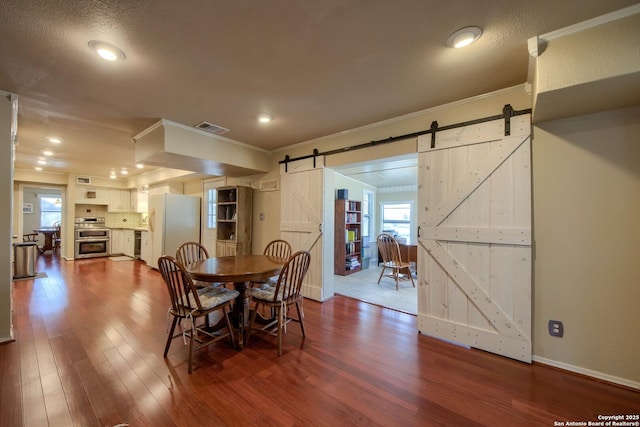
[18,184,65,256]
[330,154,418,314]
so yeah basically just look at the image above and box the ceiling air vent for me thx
[76,176,91,184]
[194,121,229,135]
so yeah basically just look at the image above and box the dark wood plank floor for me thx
[1,254,638,426]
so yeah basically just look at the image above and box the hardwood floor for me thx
[2,255,638,426]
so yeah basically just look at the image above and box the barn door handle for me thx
[319,223,322,232]
[418,225,422,238]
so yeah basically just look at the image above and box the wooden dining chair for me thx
[23,233,38,242]
[263,239,292,260]
[249,239,292,289]
[376,233,415,290]
[158,256,239,373]
[176,242,222,288]
[246,250,311,356]
[52,222,61,253]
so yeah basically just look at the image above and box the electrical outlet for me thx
[548,320,564,337]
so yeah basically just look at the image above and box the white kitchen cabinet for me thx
[108,189,131,212]
[123,230,135,257]
[110,229,125,254]
[130,190,148,213]
[75,186,109,205]
[140,231,151,263]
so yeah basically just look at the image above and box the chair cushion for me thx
[187,285,239,310]
[246,283,286,302]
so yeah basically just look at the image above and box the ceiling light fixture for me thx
[34,167,43,171]
[258,114,272,123]
[47,137,62,144]
[136,163,144,169]
[88,40,126,61]
[42,150,54,156]
[120,169,129,175]
[37,159,47,165]
[446,26,482,48]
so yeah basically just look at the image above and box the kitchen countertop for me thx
[108,226,149,231]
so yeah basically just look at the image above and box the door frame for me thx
[202,177,226,256]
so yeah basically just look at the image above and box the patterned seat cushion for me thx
[187,285,239,310]
[247,283,287,302]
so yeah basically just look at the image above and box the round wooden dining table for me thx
[33,228,57,254]
[186,254,285,348]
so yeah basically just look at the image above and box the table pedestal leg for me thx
[230,281,249,349]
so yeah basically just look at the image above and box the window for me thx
[381,202,411,241]
[206,188,217,229]
[362,190,374,242]
[40,196,62,227]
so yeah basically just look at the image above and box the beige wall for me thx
[532,106,640,384]
[0,93,14,342]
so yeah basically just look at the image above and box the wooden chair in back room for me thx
[23,233,38,242]
[376,233,415,290]
[52,221,61,253]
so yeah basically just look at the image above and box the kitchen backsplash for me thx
[105,212,146,228]
[74,205,146,228]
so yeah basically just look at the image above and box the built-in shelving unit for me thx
[334,199,362,275]
[216,186,252,256]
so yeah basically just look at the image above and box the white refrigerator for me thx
[148,193,201,269]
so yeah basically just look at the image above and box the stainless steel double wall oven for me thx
[74,217,110,259]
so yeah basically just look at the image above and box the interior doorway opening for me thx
[330,154,418,314]
[18,184,65,257]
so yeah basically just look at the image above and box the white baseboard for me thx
[533,356,640,390]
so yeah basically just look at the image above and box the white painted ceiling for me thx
[1,1,636,184]
[333,154,418,188]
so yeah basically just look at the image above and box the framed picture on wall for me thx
[23,203,34,214]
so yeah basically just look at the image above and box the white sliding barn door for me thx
[280,157,329,302]
[417,114,532,362]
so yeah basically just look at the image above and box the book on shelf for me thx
[345,242,358,254]
[346,212,359,223]
[345,257,361,270]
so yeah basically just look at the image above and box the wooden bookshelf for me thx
[216,186,252,256]
[334,199,362,275]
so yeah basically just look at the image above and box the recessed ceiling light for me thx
[47,137,62,144]
[37,159,47,165]
[110,174,117,179]
[136,163,144,169]
[120,169,129,175]
[42,150,54,156]
[88,40,126,61]
[258,114,272,123]
[446,26,482,48]
[34,167,43,171]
